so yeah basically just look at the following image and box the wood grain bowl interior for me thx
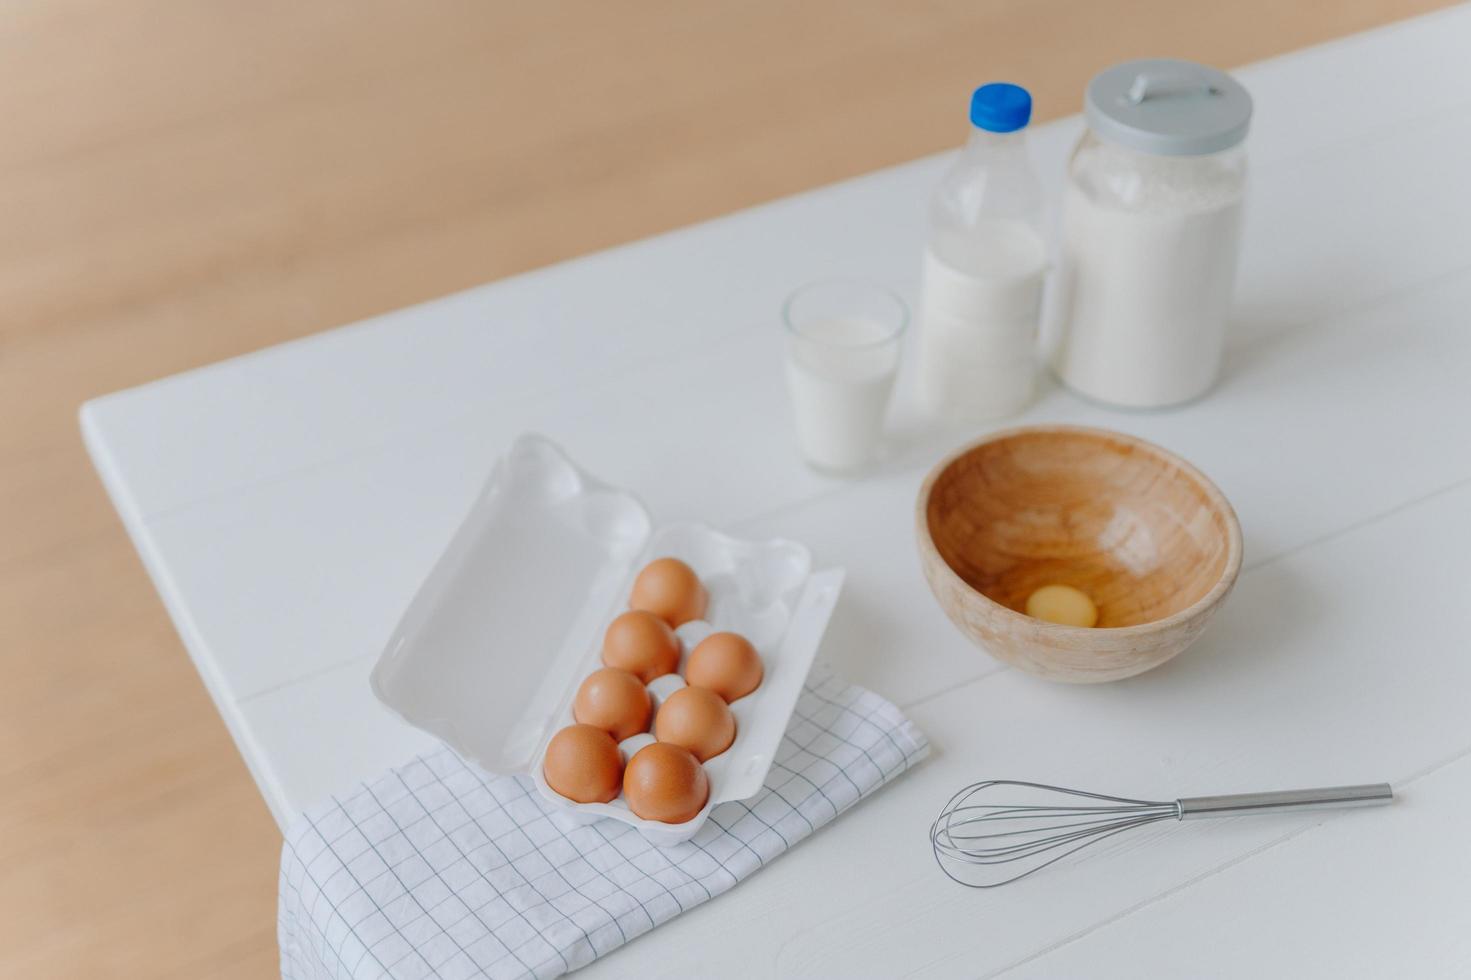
[924,428,1237,629]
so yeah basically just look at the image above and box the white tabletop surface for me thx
[83,8,1471,977]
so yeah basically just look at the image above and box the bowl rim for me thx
[915,424,1244,637]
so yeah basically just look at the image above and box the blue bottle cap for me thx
[969,83,1032,133]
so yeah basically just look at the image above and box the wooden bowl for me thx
[916,425,1242,683]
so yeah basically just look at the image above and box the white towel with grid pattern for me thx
[278,666,928,979]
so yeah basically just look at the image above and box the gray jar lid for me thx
[1085,58,1252,156]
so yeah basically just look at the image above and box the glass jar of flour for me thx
[1051,59,1252,408]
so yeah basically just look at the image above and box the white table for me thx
[84,8,1471,977]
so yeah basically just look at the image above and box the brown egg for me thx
[543,724,623,804]
[623,742,710,824]
[685,631,764,702]
[629,557,708,628]
[654,685,736,762]
[573,667,652,741]
[602,610,681,683]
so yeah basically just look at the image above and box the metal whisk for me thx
[932,779,1393,888]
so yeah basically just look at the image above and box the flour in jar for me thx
[1051,182,1244,408]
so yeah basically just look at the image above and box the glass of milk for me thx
[781,279,908,473]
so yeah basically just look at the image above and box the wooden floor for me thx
[0,1,1451,975]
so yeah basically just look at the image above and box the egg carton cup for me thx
[371,434,844,845]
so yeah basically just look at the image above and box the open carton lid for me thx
[371,435,652,775]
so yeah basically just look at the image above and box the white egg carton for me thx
[371,434,843,845]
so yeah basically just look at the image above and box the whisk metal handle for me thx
[1176,783,1393,819]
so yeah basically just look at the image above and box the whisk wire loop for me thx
[930,781,1179,887]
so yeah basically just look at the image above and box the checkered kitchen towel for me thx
[278,667,928,979]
